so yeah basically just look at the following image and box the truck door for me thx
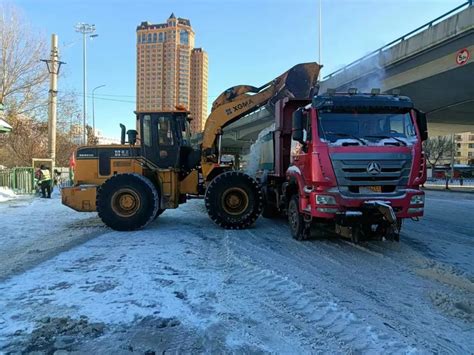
[291,110,312,186]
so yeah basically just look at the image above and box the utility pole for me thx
[41,34,64,179]
[75,23,97,145]
[450,133,455,181]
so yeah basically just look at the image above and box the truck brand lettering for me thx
[226,99,255,115]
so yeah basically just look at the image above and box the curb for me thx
[422,187,474,194]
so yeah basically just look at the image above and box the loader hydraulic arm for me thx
[201,62,321,158]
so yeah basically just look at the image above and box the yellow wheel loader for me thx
[61,62,321,231]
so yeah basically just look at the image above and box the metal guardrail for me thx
[324,0,473,80]
[0,167,35,194]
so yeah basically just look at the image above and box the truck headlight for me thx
[316,195,336,205]
[410,195,424,205]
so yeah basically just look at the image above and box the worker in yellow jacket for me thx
[38,164,52,198]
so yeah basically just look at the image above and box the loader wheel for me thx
[205,171,263,229]
[97,173,159,231]
[153,208,165,221]
[288,195,308,240]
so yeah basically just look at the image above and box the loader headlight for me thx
[410,195,424,205]
[316,195,336,205]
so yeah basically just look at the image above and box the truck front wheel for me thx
[288,195,309,240]
[97,173,159,231]
[205,171,263,229]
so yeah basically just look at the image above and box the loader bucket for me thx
[281,62,321,98]
[267,62,321,113]
[211,62,321,112]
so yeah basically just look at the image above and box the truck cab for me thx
[261,92,428,242]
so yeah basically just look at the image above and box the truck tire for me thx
[205,171,263,229]
[288,195,308,240]
[97,173,159,231]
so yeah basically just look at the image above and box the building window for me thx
[469,143,474,148]
[141,34,146,42]
[137,34,141,43]
[147,34,152,42]
[180,30,189,45]
[153,33,157,43]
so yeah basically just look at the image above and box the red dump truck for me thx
[257,91,428,242]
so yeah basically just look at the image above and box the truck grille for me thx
[330,153,412,190]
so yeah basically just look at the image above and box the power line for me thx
[74,91,221,99]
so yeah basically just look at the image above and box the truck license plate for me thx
[368,186,382,193]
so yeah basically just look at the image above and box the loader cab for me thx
[139,112,192,169]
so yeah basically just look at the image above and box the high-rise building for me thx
[136,14,208,133]
[190,48,208,132]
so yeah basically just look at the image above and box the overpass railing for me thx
[324,0,473,80]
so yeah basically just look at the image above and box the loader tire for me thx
[153,208,165,221]
[205,171,263,229]
[97,173,159,231]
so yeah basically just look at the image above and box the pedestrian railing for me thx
[0,167,35,194]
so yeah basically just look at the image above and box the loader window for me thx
[157,116,174,146]
[143,115,152,147]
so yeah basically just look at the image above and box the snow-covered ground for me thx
[0,188,17,203]
[0,191,472,353]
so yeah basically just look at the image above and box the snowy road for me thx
[0,190,473,353]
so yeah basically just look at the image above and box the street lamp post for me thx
[92,84,106,134]
[75,23,97,145]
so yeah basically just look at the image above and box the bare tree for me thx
[0,3,48,115]
[423,136,454,168]
[0,113,48,166]
[0,4,85,168]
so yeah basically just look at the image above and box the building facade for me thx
[190,48,208,132]
[136,14,208,133]
[455,132,474,165]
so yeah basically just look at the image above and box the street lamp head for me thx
[75,22,96,34]
[92,84,106,93]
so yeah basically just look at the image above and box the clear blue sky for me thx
[11,0,465,137]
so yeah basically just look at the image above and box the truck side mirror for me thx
[415,110,428,141]
[292,109,306,144]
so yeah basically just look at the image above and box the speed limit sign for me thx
[456,48,470,65]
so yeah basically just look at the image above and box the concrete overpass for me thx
[320,1,474,136]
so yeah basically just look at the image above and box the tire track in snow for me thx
[225,223,471,353]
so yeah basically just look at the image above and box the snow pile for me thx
[245,123,275,176]
[0,187,17,203]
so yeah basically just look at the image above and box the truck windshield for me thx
[318,110,417,146]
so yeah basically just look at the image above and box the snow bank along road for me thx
[0,191,473,353]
